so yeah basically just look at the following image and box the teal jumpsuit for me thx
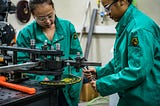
[96,4,160,106]
[16,16,83,106]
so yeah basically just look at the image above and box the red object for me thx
[0,76,36,95]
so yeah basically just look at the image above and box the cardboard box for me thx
[80,83,99,102]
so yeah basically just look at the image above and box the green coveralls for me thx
[96,4,160,106]
[16,16,83,106]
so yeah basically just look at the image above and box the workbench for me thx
[0,80,61,106]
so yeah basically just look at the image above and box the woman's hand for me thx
[44,77,49,81]
[83,67,97,81]
[90,80,97,91]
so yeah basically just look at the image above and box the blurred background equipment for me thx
[0,0,16,46]
[0,0,16,66]
[0,0,16,21]
[16,0,31,23]
[0,21,15,46]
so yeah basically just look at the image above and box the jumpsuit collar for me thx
[115,4,134,36]
[36,15,64,44]
[52,15,64,44]
[54,15,65,35]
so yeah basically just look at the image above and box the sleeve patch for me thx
[131,37,139,46]
[73,32,77,39]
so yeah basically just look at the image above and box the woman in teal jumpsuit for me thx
[16,0,82,106]
[84,0,160,105]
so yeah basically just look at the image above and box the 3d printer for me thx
[0,38,101,106]
[0,39,101,87]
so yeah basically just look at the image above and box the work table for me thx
[0,80,60,106]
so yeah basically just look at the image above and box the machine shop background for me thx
[8,0,160,66]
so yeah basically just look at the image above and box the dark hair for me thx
[128,0,133,4]
[29,0,54,14]
[114,0,133,4]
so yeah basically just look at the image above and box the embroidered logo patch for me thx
[131,37,139,46]
[73,33,77,39]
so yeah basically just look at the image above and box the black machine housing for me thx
[0,0,16,46]
[0,0,16,21]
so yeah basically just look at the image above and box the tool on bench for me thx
[0,76,36,94]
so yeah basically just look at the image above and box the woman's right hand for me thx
[83,67,97,81]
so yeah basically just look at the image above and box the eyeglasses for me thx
[104,1,117,14]
[35,12,55,22]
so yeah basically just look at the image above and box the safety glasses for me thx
[104,0,117,14]
[35,12,55,22]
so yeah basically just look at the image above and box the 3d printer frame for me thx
[0,44,101,84]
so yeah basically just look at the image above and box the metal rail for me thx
[84,9,97,59]
[0,46,63,55]
[0,62,39,72]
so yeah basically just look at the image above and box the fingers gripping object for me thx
[83,67,95,81]
[90,80,97,91]
[0,76,36,95]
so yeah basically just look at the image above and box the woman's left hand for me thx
[90,80,97,91]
